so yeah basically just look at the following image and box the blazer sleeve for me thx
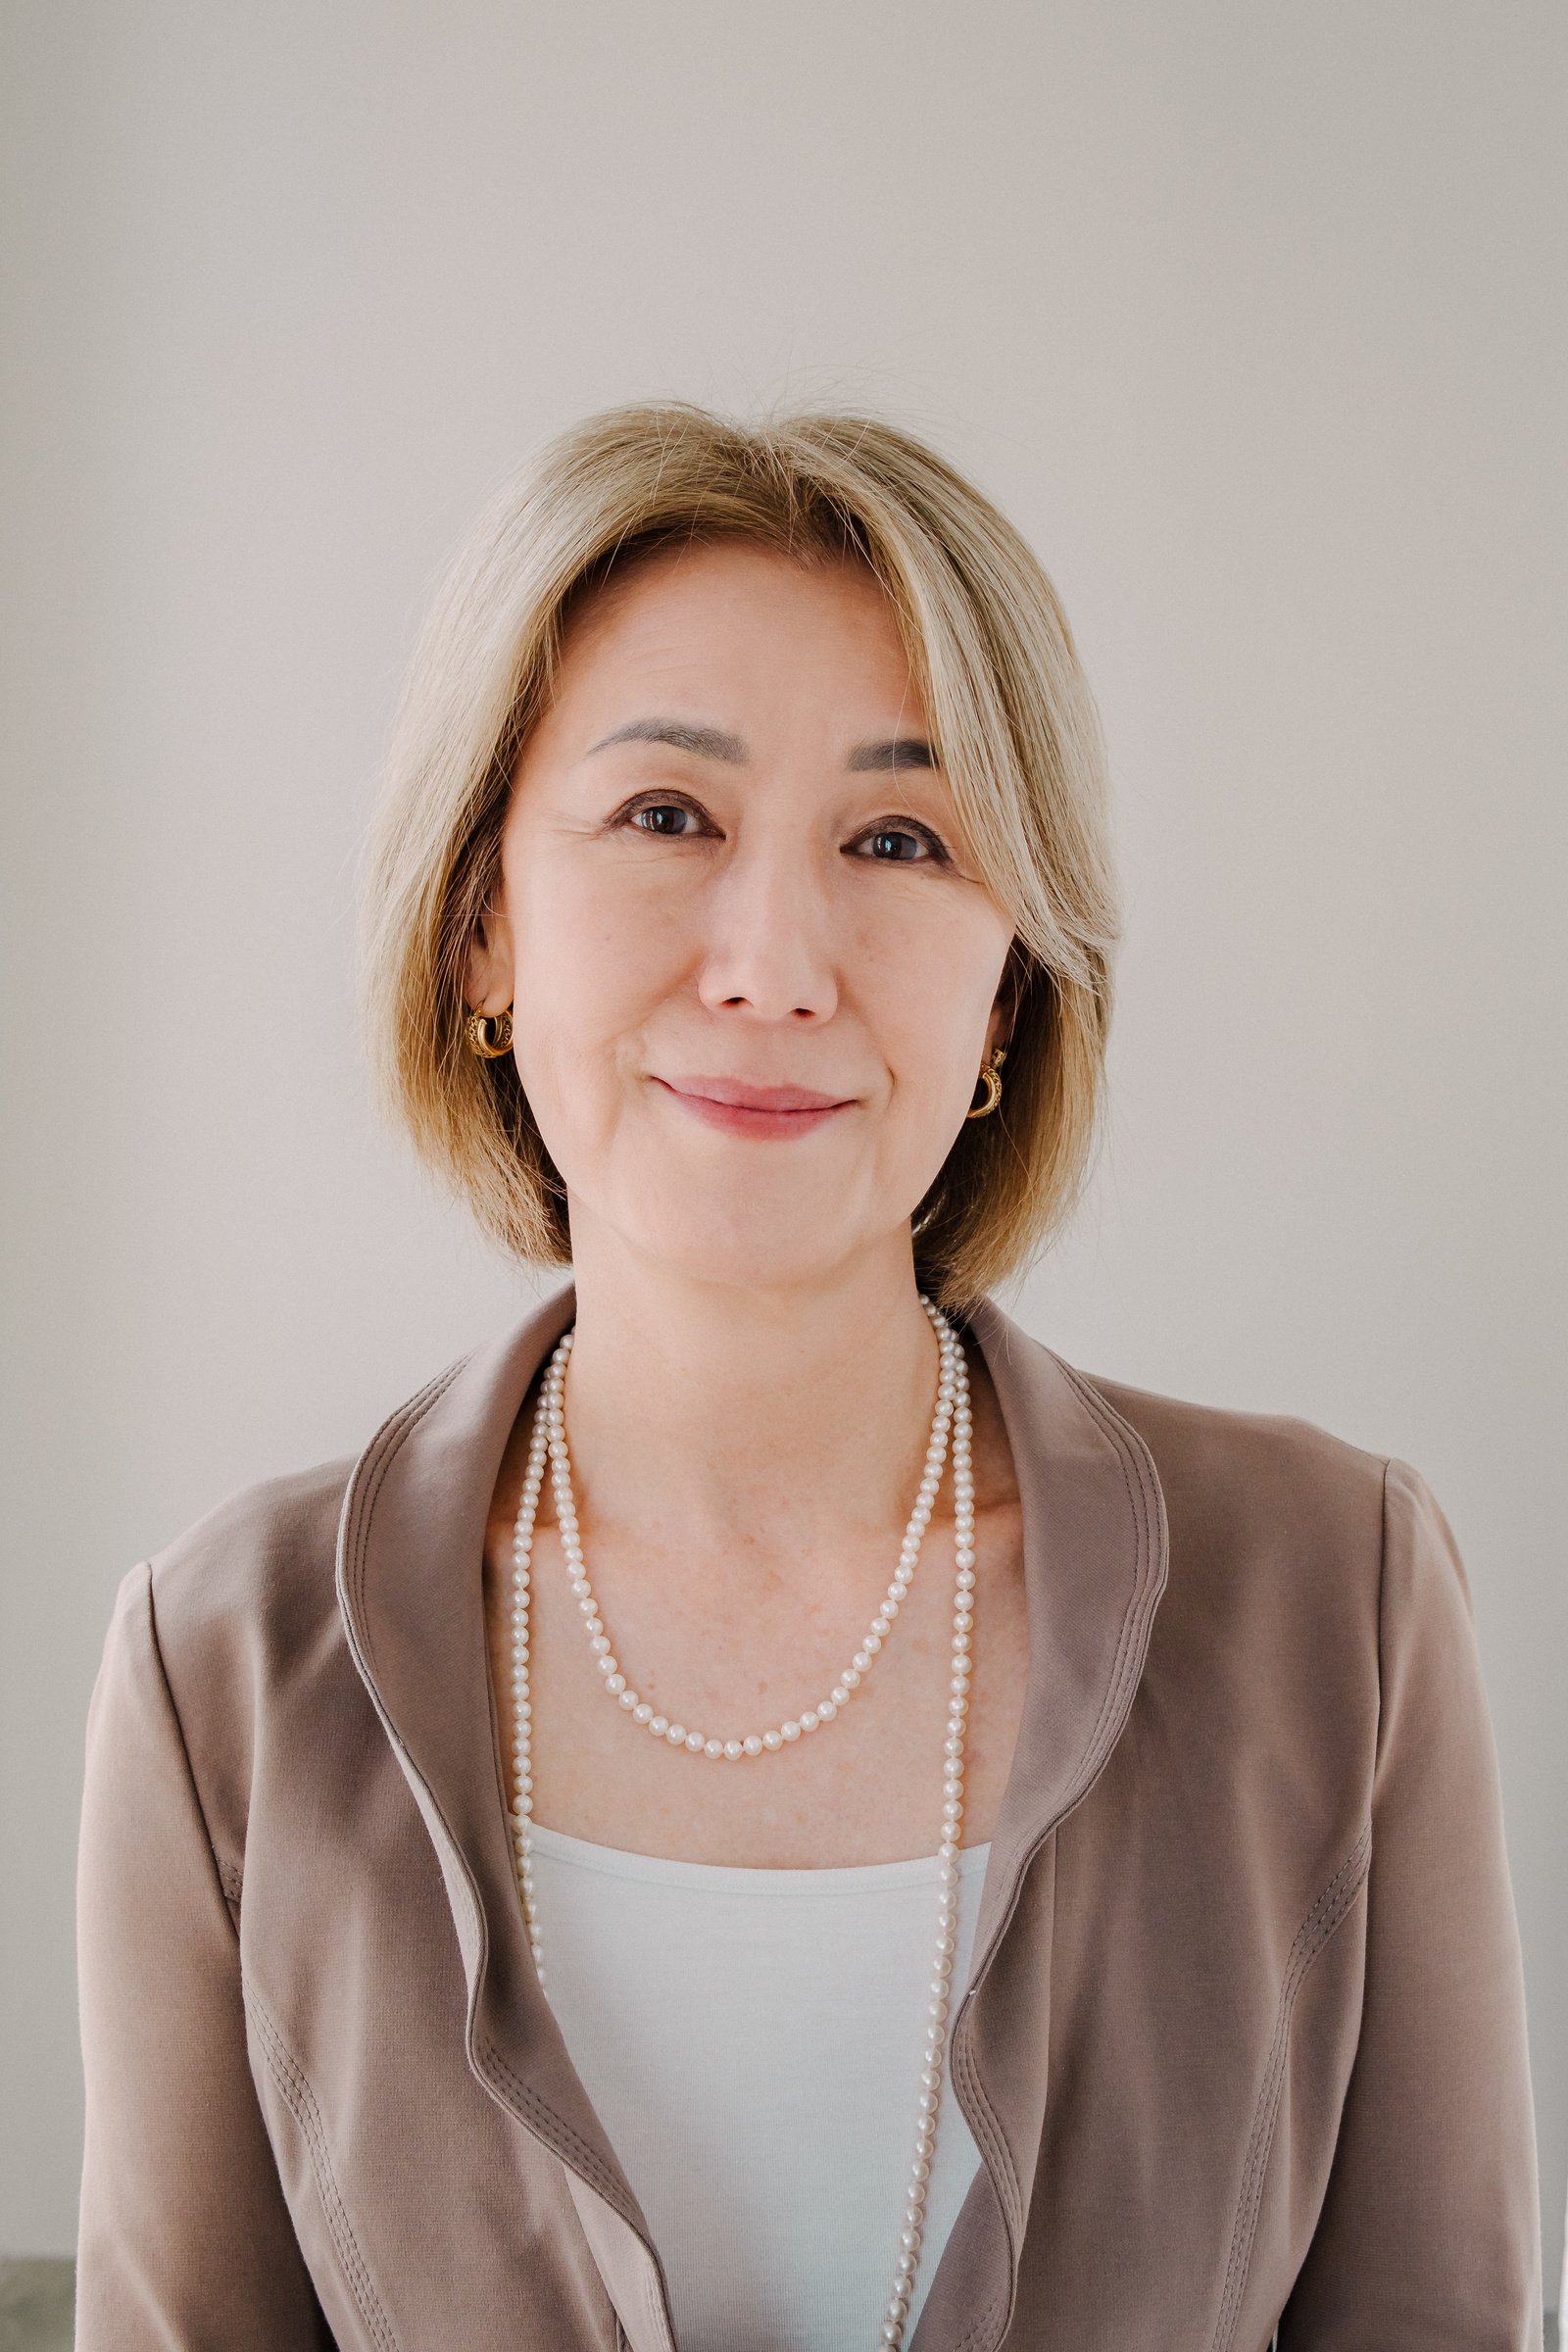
[1276,1457,1544,2348]
[75,1561,335,2349]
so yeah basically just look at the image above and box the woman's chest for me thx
[481,1502,1030,1868]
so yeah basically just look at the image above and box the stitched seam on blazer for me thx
[1210,1823,1373,2352]
[1055,1358,1162,1792]
[533,2047,675,2344]
[475,2031,632,2207]
[950,2023,1024,2332]
[948,2274,1007,2352]
[952,2016,1015,2209]
[642,2249,678,2352]
[247,1987,402,2352]
[346,1360,467,1674]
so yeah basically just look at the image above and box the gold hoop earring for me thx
[965,1045,1006,1120]
[466,1004,514,1059]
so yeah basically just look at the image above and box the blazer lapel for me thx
[335,1279,1168,2352]
[334,1280,676,2347]
[907,1295,1169,2350]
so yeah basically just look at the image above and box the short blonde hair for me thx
[356,401,1120,1312]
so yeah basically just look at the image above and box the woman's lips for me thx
[653,1074,855,1139]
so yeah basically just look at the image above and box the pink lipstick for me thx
[653,1073,855,1140]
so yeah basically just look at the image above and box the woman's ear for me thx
[464,895,514,1015]
[987,940,1025,1056]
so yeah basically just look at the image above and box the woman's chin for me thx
[612,1200,869,1297]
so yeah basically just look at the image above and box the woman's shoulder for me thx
[107,1452,365,1751]
[977,1303,1400,1561]
[89,1452,373,1883]
[1068,1357,1476,1684]
[1069,1356,1396,1542]
[140,1450,361,1635]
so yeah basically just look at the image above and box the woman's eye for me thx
[623,800,704,837]
[856,822,947,864]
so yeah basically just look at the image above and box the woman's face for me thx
[468,538,1017,1296]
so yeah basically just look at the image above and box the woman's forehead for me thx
[563,537,907,662]
[546,538,926,735]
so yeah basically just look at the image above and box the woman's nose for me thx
[693,845,840,1024]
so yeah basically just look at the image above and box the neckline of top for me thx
[524,1819,995,1896]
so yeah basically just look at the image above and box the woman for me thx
[75,403,1542,2350]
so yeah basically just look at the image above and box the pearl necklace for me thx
[506,1295,976,2351]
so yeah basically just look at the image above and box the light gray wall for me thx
[4,0,1563,2286]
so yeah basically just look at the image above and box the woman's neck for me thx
[554,1233,954,1589]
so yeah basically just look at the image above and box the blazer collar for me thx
[335,1279,1168,2352]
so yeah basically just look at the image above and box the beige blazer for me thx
[74,1282,1543,2348]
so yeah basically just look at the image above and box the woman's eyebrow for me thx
[587,717,748,761]
[583,719,939,772]
[846,737,938,772]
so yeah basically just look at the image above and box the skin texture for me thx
[466,540,1028,1866]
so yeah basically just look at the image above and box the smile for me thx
[652,1075,856,1140]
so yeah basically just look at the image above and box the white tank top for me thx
[526,1822,991,2351]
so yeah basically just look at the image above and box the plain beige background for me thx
[3,0,1563,2296]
